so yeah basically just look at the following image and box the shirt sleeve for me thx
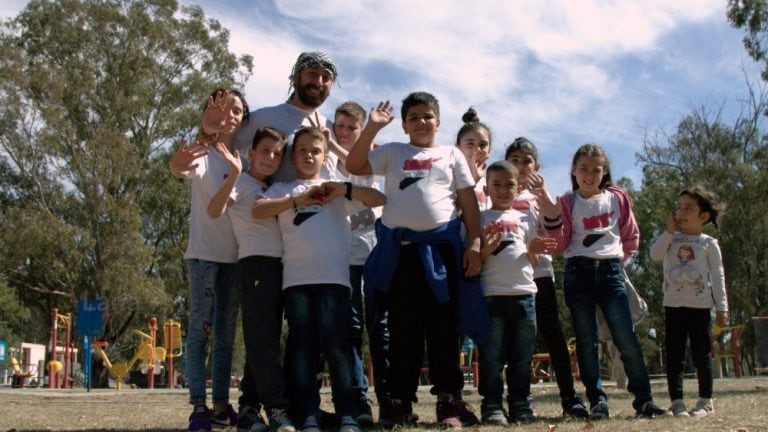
[451,148,475,190]
[706,237,728,312]
[649,231,673,262]
[368,143,392,177]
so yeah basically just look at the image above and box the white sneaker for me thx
[689,398,714,417]
[667,399,690,417]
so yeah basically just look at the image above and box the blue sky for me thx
[4,0,762,195]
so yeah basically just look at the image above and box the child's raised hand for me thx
[170,138,209,173]
[213,142,242,175]
[201,90,236,139]
[368,101,395,129]
[528,236,557,254]
[665,213,677,234]
[537,194,561,221]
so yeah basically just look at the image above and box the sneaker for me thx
[236,406,267,432]
[481,408,508,426]
[689,398,714,418]
[636,401,668,418]
[212,404,238,428]
[589,402,610,420]
[300,414,321,432]
[189,405,212,432]
[453,400,480,426]
[436,394,462,428]
[355,399,374,427]
[267,407,295,432]
[562,396,589,418]
[378,398,417,428]
[512,412,537,424]
[667,399,690,417]
[319,408,339,428]
[338,415,362,432]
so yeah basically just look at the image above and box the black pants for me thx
[534,276,577,402]
[387,243,463,402]
[665,306,713,400]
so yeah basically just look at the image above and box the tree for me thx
[0,0,252,362]
[728,0,768,82]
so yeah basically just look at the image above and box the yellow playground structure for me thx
[92,318,182,390]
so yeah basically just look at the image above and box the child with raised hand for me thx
[476,160,558,425]
[649,185,728,418]
[545,143,667,420]
[251,127,386,432]
[206,127,296,432]
[332,101,389,426]
[168,89,248,432]
[346,93,489,429]
[455,107,492,210]
[505,137,589,419]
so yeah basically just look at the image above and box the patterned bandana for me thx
[290,51,338,82]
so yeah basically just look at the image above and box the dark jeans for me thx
[237,256,288,411]
[349,265,391,402]
[387,243,464,402]
[564,257,652,410]
[535,276,577,402]
[285,284,356,423]
[478,295,537,415]
[665,306,713,400]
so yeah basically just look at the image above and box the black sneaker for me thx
[378,398,417,428]
[562,396,589,418]
[636,401,667,419]
[318,408,339,428]
[355,399,374,427]
[236,406,267,432]
[589,402,610,420]
[267,407,295,432]
[212,404,239,429]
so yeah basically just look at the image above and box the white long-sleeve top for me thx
[649,231,728,311]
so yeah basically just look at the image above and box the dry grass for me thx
[1,377,766,431]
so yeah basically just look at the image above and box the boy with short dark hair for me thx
[252,127,386,432]
[346,92,489,428]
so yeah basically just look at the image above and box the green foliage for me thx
[0,0,252,348]
[0,277,32,348]
[728,0,768,82]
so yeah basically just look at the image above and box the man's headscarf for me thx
[290,51,338,82]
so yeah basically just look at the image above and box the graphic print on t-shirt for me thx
[350,208,375,231]
[293,204,323,226]
[581,211,614,247]
[490,220,519,255]
[399,158,434,189]
[669,244,705,295]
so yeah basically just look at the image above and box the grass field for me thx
[1,377,766,431]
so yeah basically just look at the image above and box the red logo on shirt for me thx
[403,159,433,170]
[582,211,614,230]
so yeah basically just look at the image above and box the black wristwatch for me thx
[344,182,353,200]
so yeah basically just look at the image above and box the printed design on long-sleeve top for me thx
[350,208,375,232]
[293,190,324,226]
[487,220,520,255]
[669,244,705,295]
[399,158,437,189]
[580,210,614,247]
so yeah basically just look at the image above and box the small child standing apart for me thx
[546,143,667,419]
[252,127,386,432]
[346,93,488,429]
[477,161,557,425]
[650,185,728,417]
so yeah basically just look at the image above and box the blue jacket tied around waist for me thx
[363,218,491,344]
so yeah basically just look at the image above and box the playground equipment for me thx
[92,317,180,390]
[10,357,36,388]
[49,308,73,389]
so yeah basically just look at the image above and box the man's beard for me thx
[295,82,329,108]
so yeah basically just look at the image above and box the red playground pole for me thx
[49,308,58,389]
[148,317,158,389]
[63,313,71,389]
[166,322,174,389]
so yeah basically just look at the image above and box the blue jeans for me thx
[186,259,239,405]
[478,295,537,415]
[285,284,356,423]
[350,265,391,402]
[563,257,652,410]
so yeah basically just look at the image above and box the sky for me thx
[2,0,762,195]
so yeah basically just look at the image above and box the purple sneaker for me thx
[189,405,212,432]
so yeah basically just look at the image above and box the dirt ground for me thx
[2,377,767,432]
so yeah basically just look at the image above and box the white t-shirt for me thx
[233,102,336,183]
[480,209,537,296]
[650,231,728,311]
[184,146,238,263]
[514,189,554,279]
[227,174,282,260]
[369,143,475,231]
[264,179,353,289]
[336,171,384,266]
[475,176,489,211]
[565,191,623,260]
